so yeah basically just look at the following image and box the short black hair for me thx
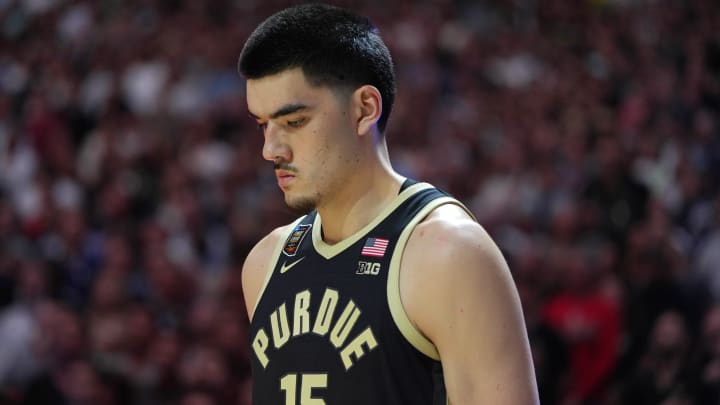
[238,3,396,134]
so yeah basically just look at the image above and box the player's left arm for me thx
[402,205,539,405]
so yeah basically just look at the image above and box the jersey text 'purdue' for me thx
[252,287,378,371]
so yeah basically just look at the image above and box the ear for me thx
[352,85,382,136]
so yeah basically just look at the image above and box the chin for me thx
[286,196,316,215]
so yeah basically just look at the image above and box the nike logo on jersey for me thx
[280,257,305,274]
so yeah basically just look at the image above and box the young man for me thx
[239,4,538,404]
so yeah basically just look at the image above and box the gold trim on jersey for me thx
[387,197,476,361]
[311,182,435,259]
[253,216,306,314]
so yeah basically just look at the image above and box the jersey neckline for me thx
[311,182,433,260]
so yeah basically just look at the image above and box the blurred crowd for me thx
[0,0,718,404]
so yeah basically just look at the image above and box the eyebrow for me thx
[249,103,308,120]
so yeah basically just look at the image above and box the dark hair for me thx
[238,3,396,133]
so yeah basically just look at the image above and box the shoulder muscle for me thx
[401,204,538,404]
[242,224,293,320]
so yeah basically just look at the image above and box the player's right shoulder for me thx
[242,223,295,320]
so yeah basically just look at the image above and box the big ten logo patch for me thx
[356,261,381,275]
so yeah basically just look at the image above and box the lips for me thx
[275,170,295,189]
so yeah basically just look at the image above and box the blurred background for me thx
[0,0,718,404]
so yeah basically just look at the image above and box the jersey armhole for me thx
[387,197,476,361]
[252,216,306,313]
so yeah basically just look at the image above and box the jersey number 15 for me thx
[280,373,328,405]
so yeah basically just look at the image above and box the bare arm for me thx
[241,225,292,320]
[402,205,539,404]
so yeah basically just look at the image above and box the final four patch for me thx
[283,223,312,256]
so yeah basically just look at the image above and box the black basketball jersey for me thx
[249,181,473,405]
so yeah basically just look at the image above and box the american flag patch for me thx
[361,238,389,257]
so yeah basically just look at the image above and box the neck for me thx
[317,142,404,244]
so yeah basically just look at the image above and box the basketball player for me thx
[239,4,539,404]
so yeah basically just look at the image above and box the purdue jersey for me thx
[249,181,473,405]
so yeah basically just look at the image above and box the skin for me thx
[242,67,539,404]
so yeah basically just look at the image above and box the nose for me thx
[261,123,291,163]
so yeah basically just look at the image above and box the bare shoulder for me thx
[401,203,512,329]
[401,203,538,403]
[242,223,295,320]
[404,203,504,275]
